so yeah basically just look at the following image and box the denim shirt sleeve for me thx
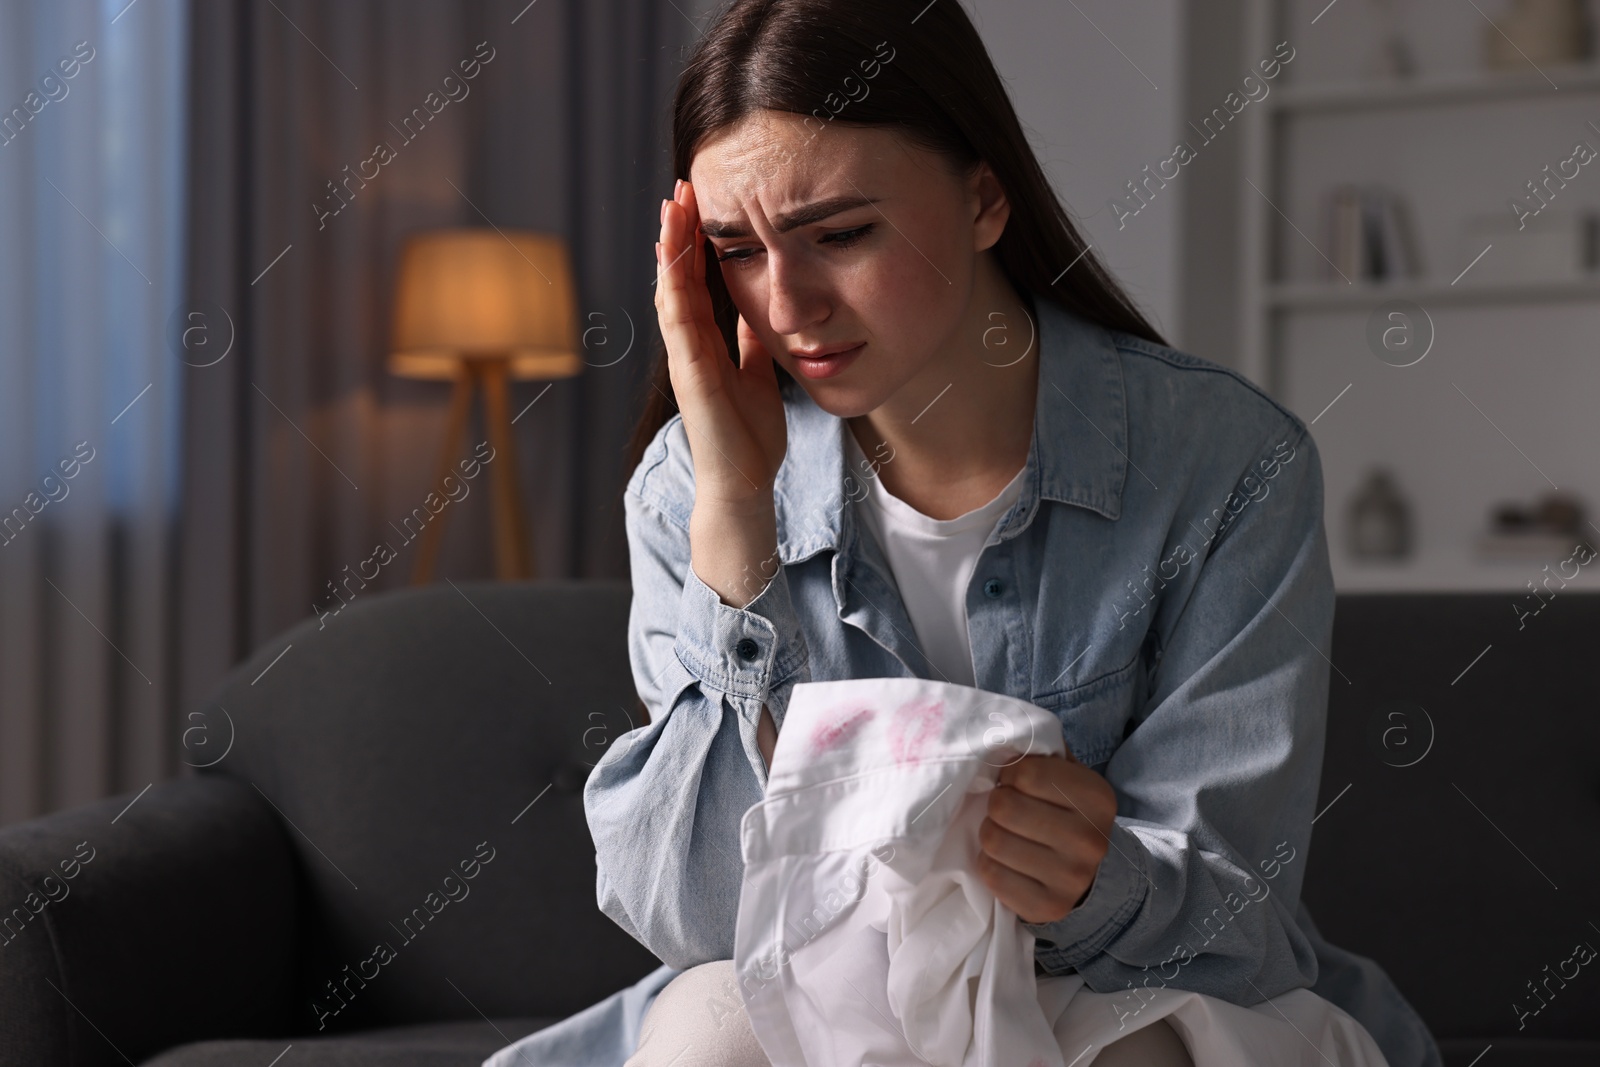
[583,416,812,970]
[1023,418,1331,1011]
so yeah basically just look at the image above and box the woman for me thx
[486,2,1442,1065]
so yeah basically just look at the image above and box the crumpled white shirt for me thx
[733,677,1392,1067]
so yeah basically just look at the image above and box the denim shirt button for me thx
[983,578,1003,599]
[735,637,760,661]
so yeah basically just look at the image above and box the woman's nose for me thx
[763,258,831,338]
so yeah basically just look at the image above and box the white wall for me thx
[963,0,1187,343]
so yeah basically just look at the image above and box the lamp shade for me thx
[389,228,583,380]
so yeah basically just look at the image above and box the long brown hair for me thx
[625,0,1166,470]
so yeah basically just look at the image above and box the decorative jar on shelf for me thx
[1348,467,1413,560]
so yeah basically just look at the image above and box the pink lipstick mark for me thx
[808,705,875,757]
[888,697,944,766]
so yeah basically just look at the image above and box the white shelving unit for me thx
[1236,0,1600,593]
[1265,276,1600,311]
[1273,59,1600,114]
[1334,541,1600,592]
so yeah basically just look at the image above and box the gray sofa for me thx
[0,581,1595,1065]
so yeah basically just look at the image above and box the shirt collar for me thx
[773,290,1129,565]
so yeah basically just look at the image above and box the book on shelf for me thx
[1326,185,1423,283]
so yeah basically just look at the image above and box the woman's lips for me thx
[790,343,864,380]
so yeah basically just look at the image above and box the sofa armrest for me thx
[0,774,300,1067]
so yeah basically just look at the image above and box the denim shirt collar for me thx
[773,291,1129,566]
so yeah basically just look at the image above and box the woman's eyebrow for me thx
[699,195,882,238]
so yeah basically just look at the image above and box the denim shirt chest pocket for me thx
[1031,639,1147,771]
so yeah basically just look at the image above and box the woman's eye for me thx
[714,224,875,269]
[823,224,874,249]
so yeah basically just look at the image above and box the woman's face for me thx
[689,109,1010,420]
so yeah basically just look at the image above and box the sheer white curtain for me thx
[0,0,188,825]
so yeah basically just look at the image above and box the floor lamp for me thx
[388,228,582,584]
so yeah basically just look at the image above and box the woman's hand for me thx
[656,178,787,507]
[977,751,1119,925]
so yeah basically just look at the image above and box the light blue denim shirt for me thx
[491,293,1442,1067]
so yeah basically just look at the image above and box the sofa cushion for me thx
[1437,1038,1600,1066]
[141,1018,554,1066]
[1307,594,1600,1048]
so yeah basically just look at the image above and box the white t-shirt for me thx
[845,429,1027,689]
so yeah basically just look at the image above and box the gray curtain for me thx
[176,0,698,756]
[0,0,188,826]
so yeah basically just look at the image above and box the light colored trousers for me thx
[623,960,1195,1067]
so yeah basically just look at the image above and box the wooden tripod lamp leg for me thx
[411,362,477,585]
[480,358,534,580]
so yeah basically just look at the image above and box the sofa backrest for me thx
[1307,592,1600,1044]
[199,580,658,1035]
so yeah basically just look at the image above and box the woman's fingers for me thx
[662,183,730,380]
[658,198,710,390]
[679,182,719,354]
[974,847,1074,925]
[736,313,775,379]
[684,181,707,286]
[980,815,1069,880]
[998,755,1113,829]
[986,783,1078,853]
[978,812,1096,923]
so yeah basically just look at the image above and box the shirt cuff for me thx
[1024,821,1150,974]
[672,563,810,717]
